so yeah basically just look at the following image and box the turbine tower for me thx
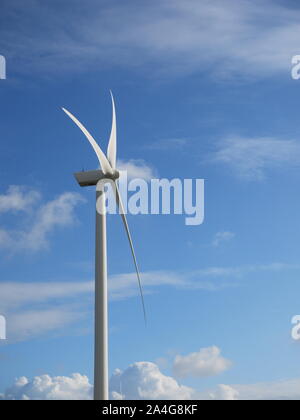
[62,92,146,401]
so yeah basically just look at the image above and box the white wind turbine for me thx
[62,92,146,401]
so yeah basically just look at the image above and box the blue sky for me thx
[1,0,300,400]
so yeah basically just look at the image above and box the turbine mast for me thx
[63,92,147,401]
[94,181,108,400]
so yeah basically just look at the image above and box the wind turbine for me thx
[62,92,146,401]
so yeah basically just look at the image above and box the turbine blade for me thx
[62,107,113,175]
[107,91,117,169]
[114,182,147,325]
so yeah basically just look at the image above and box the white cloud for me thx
[234,378,300,400]
[0,281,93,312]
[2,373,92,400]
[209,384,239,400]
[7,306,86,342]
[21,192,85,251]
[0,229,14,248]
[0,262,297,341]
[3,366,300,400]
[212,137,300,180]
[201,378,300,400]
[2,364,192,400]
[212,231,235,247]
[2,0,300,80]
[0,188,85,253]
[173,346,232,378]
[0,281,92,342]
[110,263,300,300]
[110,362,194,400]
[0,186,40,213]
[1,262,293,311]
[1,364,193,400]
[117,159,156,181]
[108,270,184,300]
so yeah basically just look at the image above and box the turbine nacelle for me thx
[74,169,120,188]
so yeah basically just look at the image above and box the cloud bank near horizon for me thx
[2,360,300,400]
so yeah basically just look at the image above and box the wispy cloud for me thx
[0,262,293,309]
[0,262,297,341]
[0,187,85,253]
[0,186,40,213]
[108,262,300,299]
[0,281,93,312]
[1,0,300,80]
[212,231,235,247]
[211,137,300,180]
[0,281,92,342]
[117,159,157,181]
[7,306,86,343]
[21,192,85,251]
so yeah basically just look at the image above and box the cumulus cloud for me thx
[1,0,300,80]
[173,346,232,378]
[233,378,300,400]
[0,187,85,253]
[3,366,300,400]
[110,362,194,400]
[2,374,92,400]
[211,137,300,180]
[212,231,235,247]
[203,378,300,400]
[209,384,239,401]
[2,364,193,400]
[117,159,156,181]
